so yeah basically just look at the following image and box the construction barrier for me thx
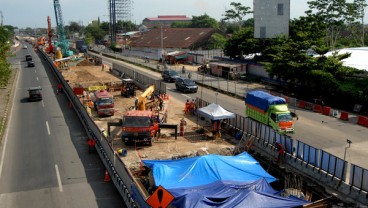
[340,111,349,121]
[298,101,305,109]
[322,106,331,116]
[313,104,323,113]
[357,116,368,127]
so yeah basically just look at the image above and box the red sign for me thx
[146,185,174,208]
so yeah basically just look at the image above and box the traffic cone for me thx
[104,170,110,182]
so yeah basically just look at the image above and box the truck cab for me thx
[268,105,294,133]
[91,90,114,117]
[121,78,135,98]
[121,110,159,146]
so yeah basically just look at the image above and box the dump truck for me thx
[90,90,115,117]
[121,110,159,146]
[245,90,294,134]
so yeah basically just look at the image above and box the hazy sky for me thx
[0,0,331,28]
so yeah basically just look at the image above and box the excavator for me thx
[137,85,158,111]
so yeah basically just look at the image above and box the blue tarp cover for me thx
[245,90,286,112]
[143,152,276,189]
[168,178,310,208]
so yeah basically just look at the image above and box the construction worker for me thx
[134,97,138,110]
[88,138,96,153]
[185,100,190,114]
[159,97,164,111]
[276,142,284,163]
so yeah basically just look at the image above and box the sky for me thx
[0,0,339,29]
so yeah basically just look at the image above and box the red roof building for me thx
[142,15,192,27]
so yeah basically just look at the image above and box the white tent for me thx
[197,103,236,120]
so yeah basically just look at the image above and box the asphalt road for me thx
[0,44,125,208]
[100,51,368,170]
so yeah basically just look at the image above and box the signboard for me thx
[146,185,174,208]
[88,85,106,91]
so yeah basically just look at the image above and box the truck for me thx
[245,90,294,134]
[121,110,159,146]
[75,40,88,52]
[91,90,115,117]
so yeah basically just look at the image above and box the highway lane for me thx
[100,53,368,170]
[0,45,124,207]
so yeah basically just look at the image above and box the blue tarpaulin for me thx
[168,178,310,208]
[245,90,286,111]
[142,152,276,189]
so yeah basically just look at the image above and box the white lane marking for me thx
[167,87,171,90]
[0,64,20,179]
[181,94,192,99]
[34,70,37,73]
[55,164,63,192]
[42,100,44,107]
[46,121,50,135]
[36,77,39,81]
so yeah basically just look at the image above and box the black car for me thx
[175,77,198,93]
[27,60,35,67]
[25,55,32,61]
[162,70,180,82]
[28,87,42,101]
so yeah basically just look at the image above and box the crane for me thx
[53,0,73,57]
[47,16,54,54]
[0,10,3,26]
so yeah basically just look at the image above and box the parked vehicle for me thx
[23,45,28,49]
[75,40,88,52]
[121,78,135,98]
[28,86,42,101]
[27,60,35,67]
[175,77,198,93]
[90,90,115,117]
[121,110,159,146]
[245,90,294,134]
[162,70,180,82]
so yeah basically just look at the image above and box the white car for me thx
[23,45,27,49]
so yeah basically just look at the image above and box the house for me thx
[142,15,191,28]
[129,27,216,62]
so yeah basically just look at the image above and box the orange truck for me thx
[245,90,294,134]
[91,90,115,117]
[121,110,159,145]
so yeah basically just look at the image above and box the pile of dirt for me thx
[77,59,94,66]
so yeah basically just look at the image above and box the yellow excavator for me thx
[137,85,157,111]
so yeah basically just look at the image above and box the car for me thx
[28,87,42,101]
[175,77,198,93]
[162,69,180,82]
[23,45,28,49]
[25,55,32,61]
[27,60,35,67]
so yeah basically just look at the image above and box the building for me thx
[142,15,191,28]
[253,0,290,38]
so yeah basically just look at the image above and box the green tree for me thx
[171,21,191,28]
[85,23,106,42]
[0,26,13,87]
[116,20,137,32]
[206,33,226,50]
[223,27,260,58]
[190,14,219,28]
[307,0,363,49]
[223,2,252,22]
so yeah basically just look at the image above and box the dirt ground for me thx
[59,58,237,170]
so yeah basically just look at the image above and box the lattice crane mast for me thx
[53,0,72,57]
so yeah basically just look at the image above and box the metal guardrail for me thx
[197,98,368,205]
[40,50,139,207]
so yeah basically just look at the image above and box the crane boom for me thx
[53,0,72,57]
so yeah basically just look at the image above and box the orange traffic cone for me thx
[104,170,110,182]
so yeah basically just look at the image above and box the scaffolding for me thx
[108,0,133,44]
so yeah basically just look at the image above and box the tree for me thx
[223,27,260,58]
[190,14,219,28]
[206,33,226,50]
[116,20,137,32]
[68,21,82,34]
[222,2,252,30]
[85,23,106,42]
[0,26,13,87]
[307,0,363,49]
[171,21,191,28]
